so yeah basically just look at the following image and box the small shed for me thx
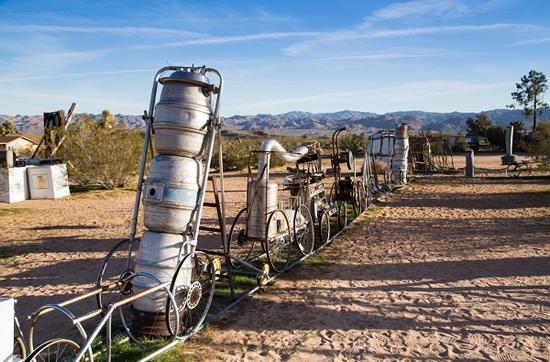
[0,135,38,153]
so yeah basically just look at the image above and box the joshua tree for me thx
[0,119,19,135]
[508,70,548,130]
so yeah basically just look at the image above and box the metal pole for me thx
[192,68,223,242]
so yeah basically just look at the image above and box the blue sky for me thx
[0,0,549,116]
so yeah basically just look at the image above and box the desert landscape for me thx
[1,154,549,361]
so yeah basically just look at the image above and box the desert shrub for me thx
[528,121,550,168]
[339,133,366,155]
[57,117,143,189]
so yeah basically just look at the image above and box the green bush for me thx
[57,116,143,189]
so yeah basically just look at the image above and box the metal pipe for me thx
[257,139,309,182]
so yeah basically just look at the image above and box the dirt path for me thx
[205,176,550,361]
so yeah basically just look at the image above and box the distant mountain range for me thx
[2,109,547,135]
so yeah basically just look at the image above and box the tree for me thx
[100,109,115,129]
[528,121,550,167]
[508,70,549,130]
[0,119,20,135]
[466,113,493,137]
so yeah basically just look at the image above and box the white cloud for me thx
[509,36,550,47]
[372,0,469,20]
[316,51,447,62]
[0,24,201,37]
[134,31,324,49]
[284,23,534,56]
[363,0,513,24]
[0,68,154,83]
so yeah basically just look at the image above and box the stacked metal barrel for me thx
[391,123,410,185]
[132,69,214,335]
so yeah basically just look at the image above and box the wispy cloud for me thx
[371,0,469,20]
[0,24,201,37]
[363,0,512,24]
[134,31,324,49]
[284,23,534,55]
[509,36,550,47]
[316,51,447,62]
[0,68,154,83]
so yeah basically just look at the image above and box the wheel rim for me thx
[96,238,136,310]
[227,208,256,268]
[294,205,315,256]
[317,211,331,247]
[338,202,348,230]
[265,210,292,273]
[166,251,215,339]
[25,338,80,362]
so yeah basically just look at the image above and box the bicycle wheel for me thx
[227,207,256,268]
[265,210,292,273]
[14,335,26,360]
[293,205,315,256]
[337,201,349,230]
[317,210,331,247]
[96,238,136,310]
[24,338,81,362]
[166,251,216,339]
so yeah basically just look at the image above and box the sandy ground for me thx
[205,172,550,361]
[1,154,549,361]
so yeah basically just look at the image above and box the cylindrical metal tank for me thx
[132,231,195,313]
[153,70,213,158]
[392,124,409,184]
[143,155,204,234]
[465,150,475,177]
[247,180,278,238]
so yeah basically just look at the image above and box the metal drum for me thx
[153,70,213,158]
[392,124,409,184]
[133,231,195,313]
[143,155,204,234]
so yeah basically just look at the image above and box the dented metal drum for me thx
[133,231,195,313]
[143,155,204,234]
[153,70,213,158]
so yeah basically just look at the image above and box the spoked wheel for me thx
[293,205,315,256]
[227,207,256,268]
[96,238,137,310]
[25,338,81,362]
[14,335,26,360]
[338,202,349,230]
[264,210,292,273]
[317,210,331,248]
[166,251,216,339]
[354,181,367,214]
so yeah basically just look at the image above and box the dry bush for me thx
[57,117,143,189]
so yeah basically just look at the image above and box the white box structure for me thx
[0,297,14,362]
[0,167,29,203]
[27,164,70,199]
